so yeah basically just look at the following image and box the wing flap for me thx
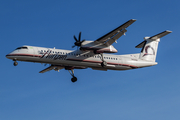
[106,29,127,46]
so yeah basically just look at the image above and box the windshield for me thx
[15,47,28,50]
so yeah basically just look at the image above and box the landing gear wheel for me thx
[101,61,107,67]
[71,77,77,83]
[13,61,18,66]
[68,69,78,82]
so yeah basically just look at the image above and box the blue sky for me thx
[1,0,180,120]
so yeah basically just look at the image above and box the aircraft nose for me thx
[6,53,14,59]
[6,54,10,59]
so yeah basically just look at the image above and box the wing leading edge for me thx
[95,19,136,46]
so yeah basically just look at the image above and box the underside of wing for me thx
[95,19,136,46]
[39,65,64,73]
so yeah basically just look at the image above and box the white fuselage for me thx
[6,45,157,71]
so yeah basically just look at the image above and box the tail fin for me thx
[136,30,172,62]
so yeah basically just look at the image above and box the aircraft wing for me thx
[39,65,64,73]
[95,19,136,46]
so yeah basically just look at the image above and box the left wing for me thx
[39,65,87,73]
[39,65,64,73]
[95,19,136,46]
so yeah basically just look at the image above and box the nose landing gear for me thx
[13,59,18,66]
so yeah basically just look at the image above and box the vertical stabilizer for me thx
[136,30,172,62]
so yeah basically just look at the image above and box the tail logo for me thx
[143,45,155,57]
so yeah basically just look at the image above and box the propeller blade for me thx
[72,32,85,48]
[74,35,78,42]
[81,39,85,43]
[78,32,81,42]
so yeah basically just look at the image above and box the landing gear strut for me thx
[68,69,77,83]
[100,53,107,67]
[13,59,18,66]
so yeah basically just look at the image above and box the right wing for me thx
[95,19,136,46]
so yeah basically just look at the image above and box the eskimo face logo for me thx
[143,45,155,57]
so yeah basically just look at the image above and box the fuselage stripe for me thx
[7,54,138,68]
[66,58,138,68]
[6,54,42,57]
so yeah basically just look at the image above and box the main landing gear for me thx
[13,59,18,66]
[68,69,77,83]
[99,53,107,67]
[94,51,107,67]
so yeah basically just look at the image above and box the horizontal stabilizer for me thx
[149,30,172,40]
[135,41,146,48]
[136,30,172,48]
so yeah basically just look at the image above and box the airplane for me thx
[6,19,172,82]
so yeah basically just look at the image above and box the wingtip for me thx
[131,19,137,21]
[166,30,172,33]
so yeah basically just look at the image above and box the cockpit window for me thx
[15,47,28,50]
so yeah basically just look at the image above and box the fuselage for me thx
[6,45,157,71]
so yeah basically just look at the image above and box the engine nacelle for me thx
[80,41,118,53]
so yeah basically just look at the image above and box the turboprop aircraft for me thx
[6,19,172,82]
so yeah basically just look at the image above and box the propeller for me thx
[72,32,85,48]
